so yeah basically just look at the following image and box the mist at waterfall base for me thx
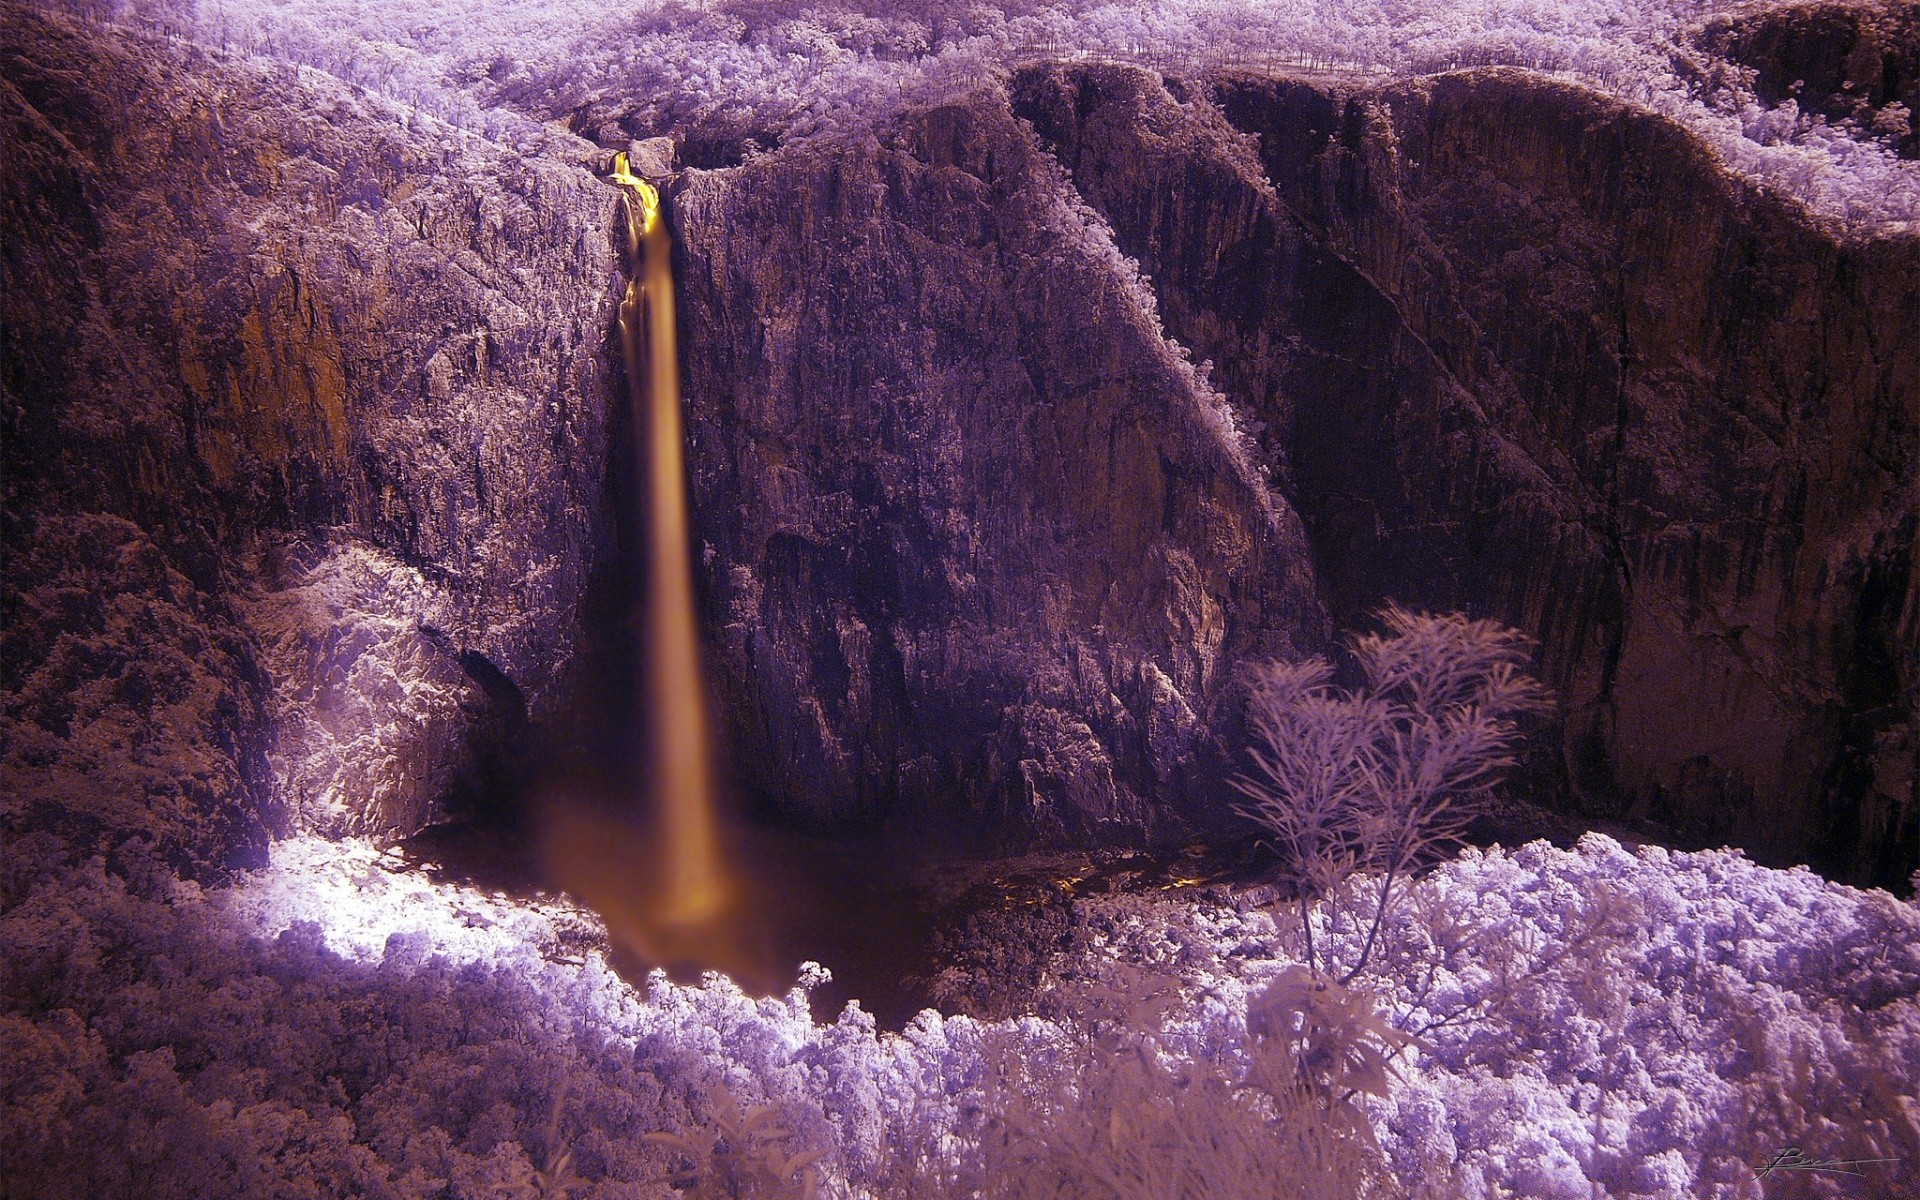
[405,657,950,1023]
[404,165,945,1023]
[409,658,947,1025]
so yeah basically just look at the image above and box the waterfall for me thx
[596,151,741,969]
[541,153,783,991]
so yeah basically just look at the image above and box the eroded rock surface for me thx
[1015,62,1918,886]
[0,5,618,874]
[672,100,1323,840]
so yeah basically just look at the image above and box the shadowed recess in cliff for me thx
[0,3,619,877]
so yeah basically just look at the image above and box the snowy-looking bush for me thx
[6,825,1916,1198]
[1233,606,1551,982]
[1052,836,1920,1199]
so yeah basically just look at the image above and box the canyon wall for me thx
[0,5,618,876]
[1015,62,1918,886]
[671,101,1322,840]
[3,6,1913,887]
[667,58,1915,884]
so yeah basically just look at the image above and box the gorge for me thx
[4,1,1913,890]
[3,2,1918,1197]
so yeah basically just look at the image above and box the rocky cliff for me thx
[671,102,1322,841]
[1014,62,1919,886]
[3,4,1914,888]
[0,4,618,876]
[667,57,1915,884]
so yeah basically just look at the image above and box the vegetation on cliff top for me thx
[39,0,1920,231]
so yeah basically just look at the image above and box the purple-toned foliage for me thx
[1052,835,1920,1198]
[6,827,1916,1197]
[1233,606,1551,981]
[5,4,1916,1197]
[34,0,1920,230]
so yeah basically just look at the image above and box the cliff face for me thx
[1015,63,1918,886]
[0,6,618,875]
[4,7,1913,887]
[672,101,1323,839]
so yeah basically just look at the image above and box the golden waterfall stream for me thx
[609,153,729,934]
[542,152,765,984]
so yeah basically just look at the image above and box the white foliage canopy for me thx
[70,0,1920,231]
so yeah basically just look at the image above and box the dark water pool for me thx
[397,813,1280,1028]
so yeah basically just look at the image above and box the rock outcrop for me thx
[672,101,1323,840]
[0,4,618,876]
[1014,62,1918,887]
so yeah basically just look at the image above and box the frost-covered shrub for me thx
[1233,606,1550,981]
[3,854,650,1198]
[1247,965,1415,1148]
[644,1078,825,1199]
[1391,838,1920,1200]
[969,990,1400,1200]
[6,821,1917,1199]
[1043,835,1920,1199]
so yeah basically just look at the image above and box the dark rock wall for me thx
[3,7,1912,887]
[673,99,1323,841]
[1015,62,1917,886]
[0,6,619,875]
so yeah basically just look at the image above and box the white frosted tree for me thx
[1234,604,1552,982]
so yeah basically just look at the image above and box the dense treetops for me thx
[46,0,1920,232]
[9,828,1915,1196]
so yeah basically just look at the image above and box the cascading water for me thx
[610,153,729,934]
[543,152,768,985]
[532,153,947,1011]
